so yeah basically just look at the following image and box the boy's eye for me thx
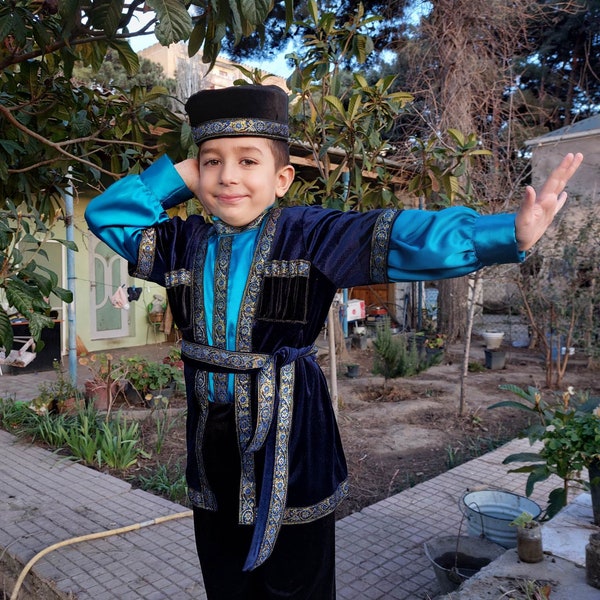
[203,158,220,166]
[241,159,257,166]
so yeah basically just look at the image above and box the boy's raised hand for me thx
[515,152,584,251]
[175,158,202,198]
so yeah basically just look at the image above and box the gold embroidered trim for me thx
[253,362,294,566]
[264,260,310,278]
[188,370,217,510]
[371,209,399,283]
[283,480,350,523]
[192,118,289,144]
[164,268,191,287]
[132,228,156,279]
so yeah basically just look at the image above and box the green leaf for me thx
[88,0,124,36]
[52,286,74,303]
[146,0,193,45]
[352,34,370,64]
[108,40,140,77]
[545,487,568,519]
[525,468,550,497]
[324,95,346,119]
[229,0,244,43]
[27,312,55,344]
[307,0,319,24]
[32,264,58,288]
[0,309,14,351]
[284,0,293,27]
[346,94,361,122]
[188,18,207,57]
[488,400,538,413]
[54,239,78,252]
[447,128,465,146]
[503,452,544,464]
[5,279,36,317]
[353,73,368,89]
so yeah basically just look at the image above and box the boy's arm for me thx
[85,155,194,263]
[386,152,583,282]
[387,207,523,282]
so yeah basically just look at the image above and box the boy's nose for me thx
[219,162,239,184]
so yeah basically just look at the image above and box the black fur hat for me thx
[185,84,289,145]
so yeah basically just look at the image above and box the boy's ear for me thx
[276,165,295,198]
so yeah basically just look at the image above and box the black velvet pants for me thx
[192,402,336,600]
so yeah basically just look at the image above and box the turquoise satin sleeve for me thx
[387,207,525,282]
[84,155,193,263]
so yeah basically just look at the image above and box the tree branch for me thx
[8,139,160,174]
[0,24,157,71]
[0,104,117,177]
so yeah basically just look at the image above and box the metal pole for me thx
[64,180,78,385]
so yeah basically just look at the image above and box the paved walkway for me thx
[0,353,573,600]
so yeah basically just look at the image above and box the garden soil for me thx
[113,339,600,520]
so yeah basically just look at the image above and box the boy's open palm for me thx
[515,152,583,251]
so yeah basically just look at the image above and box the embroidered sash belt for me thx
[181,340,317,571]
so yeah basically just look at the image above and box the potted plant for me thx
[162,346,184,370]
[484,348,506,370]
[120,355,183,405]
[510,511,543,563]
[424,333,446,361]
[147,294,167,324]
[490,384,600,522]
[346,363,360,378]
[78,353,128,415]
[28,361,82,415]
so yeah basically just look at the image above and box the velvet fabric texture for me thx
[185,84,289,144]
[147,205,392,494]
[140,205,394,569]
[193,402,336,600]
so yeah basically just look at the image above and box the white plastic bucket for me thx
[461,490,541,548]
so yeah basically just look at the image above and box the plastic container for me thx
[516,523,543,563]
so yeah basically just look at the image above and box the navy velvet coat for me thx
[130,205,397,568]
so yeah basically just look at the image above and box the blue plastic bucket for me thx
[461,490,541,548]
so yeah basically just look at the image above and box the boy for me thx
[85,84,582,599]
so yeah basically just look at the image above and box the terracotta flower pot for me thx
[84,380,123,411]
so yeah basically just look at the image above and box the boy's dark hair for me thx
[269,139,290,170]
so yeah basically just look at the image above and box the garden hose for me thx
[10,510,193,600]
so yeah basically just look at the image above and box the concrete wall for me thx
[529,134,600,206]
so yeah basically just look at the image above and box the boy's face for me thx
[197,136,294,227]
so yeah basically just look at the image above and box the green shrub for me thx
[98,417,146,469]
[372,323,438,380]
[120,355,183,396]
[137,461,188,504]
[0,398,145,470]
